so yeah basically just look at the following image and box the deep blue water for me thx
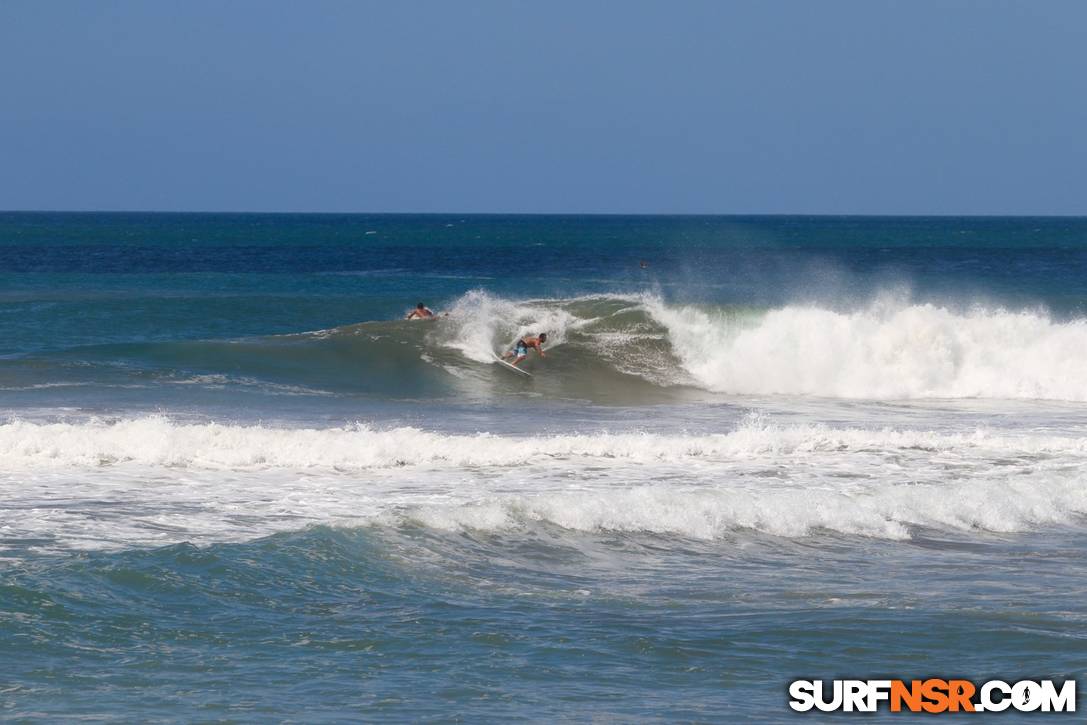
[3,213,1086,355]
[1,213,1086,720]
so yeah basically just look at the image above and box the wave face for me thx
[10,290,1086,403]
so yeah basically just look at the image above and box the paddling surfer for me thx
[406,302,435,320]
[503,332,547,366]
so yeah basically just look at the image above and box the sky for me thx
[2,0,1085,215]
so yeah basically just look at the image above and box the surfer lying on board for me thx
[503,332,547,366]
[406,302,435,320]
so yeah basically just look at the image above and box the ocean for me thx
[1,213,1085,720]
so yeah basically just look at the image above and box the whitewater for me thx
[4,414,1086,552]
[643,295,1087,400]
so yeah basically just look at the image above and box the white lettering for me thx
[1012,680,1042,712]
[1039,680,1076,713]
[813,680,843,712]
[788,680,815,712]
[980,680,1011,712]
[866,680,891,711]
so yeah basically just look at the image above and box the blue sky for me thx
[2,1,1085,214]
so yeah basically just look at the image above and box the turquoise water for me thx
[2,214,1086,720]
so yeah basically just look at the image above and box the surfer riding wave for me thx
[503,332,547,367]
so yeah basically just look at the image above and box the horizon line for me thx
[3,209,1087,219]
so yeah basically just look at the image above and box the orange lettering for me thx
[947,680,976,712]
[890,680,923,712]
[921,679,949,713]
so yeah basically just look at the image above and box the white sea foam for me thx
[646,296,1087,401]
[441,290,583,363]
[2,415,1085,552]
[2,415,1086,471]
[407,472,1087,540]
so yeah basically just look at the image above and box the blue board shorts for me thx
[515,343,528,356]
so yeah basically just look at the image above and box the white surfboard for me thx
[492,353,532,377]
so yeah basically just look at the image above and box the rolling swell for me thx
[5,291,1087,403]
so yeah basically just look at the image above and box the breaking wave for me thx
[645,295,1087,400]
[5,290,1087,402]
